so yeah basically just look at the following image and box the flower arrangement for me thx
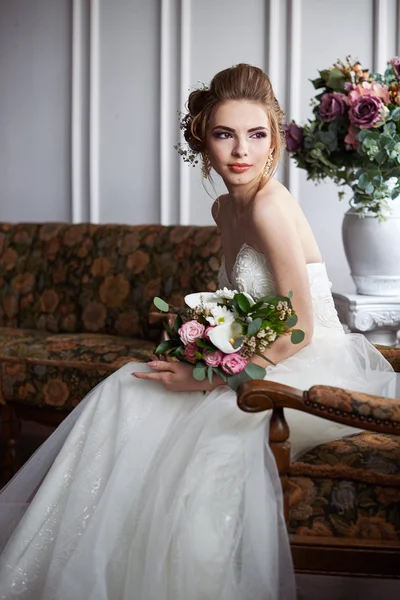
[284,56,400,218]
[153,288,304,391]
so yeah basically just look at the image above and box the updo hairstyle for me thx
[183,64,286,179]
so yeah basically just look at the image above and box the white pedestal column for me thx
[332,292,400,346]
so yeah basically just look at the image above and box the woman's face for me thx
[205,100,272,187]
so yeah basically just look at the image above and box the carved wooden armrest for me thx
[375,345,400,372]
[237,380,400,436]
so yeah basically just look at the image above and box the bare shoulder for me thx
[251,179,297,224]
[211,194,229,225]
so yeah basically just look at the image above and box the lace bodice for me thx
[219,243,344,336]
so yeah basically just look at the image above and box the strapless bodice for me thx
[219,243,344,337]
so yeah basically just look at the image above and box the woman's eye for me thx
[251,131,267,139]
[214,132,232,139]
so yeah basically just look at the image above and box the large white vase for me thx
[342,196,400,296]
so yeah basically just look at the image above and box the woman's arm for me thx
[249,194,314,367]
[133,361,225,392]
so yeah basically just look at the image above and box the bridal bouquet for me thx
[153,288,304,390]
[284,56,400,217]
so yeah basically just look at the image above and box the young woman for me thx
[0,64,395,600]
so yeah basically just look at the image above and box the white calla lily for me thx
[184,292,218,309]
[208,321,243,354]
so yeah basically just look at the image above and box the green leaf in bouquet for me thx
[227,370,251,391]
[249,300,265,312]
[153,297,169,312]
[163,321,176,339]
[286,314,298,328]
[213,367,227,381]
[247,317,262,336]
[196,339,216,352]
[235,293,251,313]
[207,366,213,385]
[256,295,276,304]
[173,314,183,334]
[155,339,180,355]
[193,362,206,381]
[326,68,346,91]
[391,107,400,122]
[291,329,305,344]
[288,290,293,299]
[173,346,185,358]
[244,363,266,380]
[233,336,244,349]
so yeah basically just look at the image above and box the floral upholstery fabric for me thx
[287,431,400,540]
[0,223,222,411]
[0,223,222,339]
[0,330,155,410]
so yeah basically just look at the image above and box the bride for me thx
[0,64,395,600]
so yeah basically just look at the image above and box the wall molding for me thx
[160,0,173,226]
[397,0,400,55]
[266,0,280,92]
[71,0,89,223]
[179,0,191,225]
[373,0,389,73]
[286,0,302,200]
[89,0,100,223]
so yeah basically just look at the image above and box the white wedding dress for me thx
[0,244,396,600]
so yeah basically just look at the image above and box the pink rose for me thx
[344,126,359,150]
[283,122,304,152]
[319,92,348,123]
[221,353,247,375]
[389,56,400,78]
[178,320,205,345]
[348,82,390,105]
[204,350,223,368]
[348,95,383,129]
[184,343,198,363]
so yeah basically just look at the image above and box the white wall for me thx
[0,0,72,221]
[0,0,399,293]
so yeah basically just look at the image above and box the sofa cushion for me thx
[287,432,400,540]
[0,331,155,410]
[0,223,222,339]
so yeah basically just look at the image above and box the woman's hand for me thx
[132,360,225,392]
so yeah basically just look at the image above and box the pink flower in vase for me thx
[344,126,360,150]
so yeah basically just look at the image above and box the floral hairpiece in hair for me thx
[174,81,209,166]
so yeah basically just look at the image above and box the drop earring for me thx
[263,152,274,177]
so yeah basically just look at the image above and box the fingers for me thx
[147,360,176,372]
[132,371,167,381]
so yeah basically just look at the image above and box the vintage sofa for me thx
[1,221,400,579]
[0,222,221,477]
